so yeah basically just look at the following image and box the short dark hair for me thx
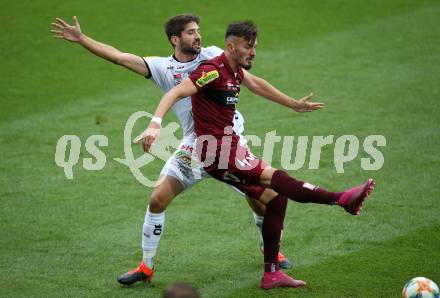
[225,21,258,44]
[164,14,200,45]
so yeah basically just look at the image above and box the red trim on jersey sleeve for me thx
[189,63,221,90]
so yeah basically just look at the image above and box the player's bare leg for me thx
[246,196,266,215]
[149,175,184,213]
[259,167,374,215]
[246,190,293,269]
[117,175,183,285]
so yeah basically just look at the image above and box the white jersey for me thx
[144,46,244,139]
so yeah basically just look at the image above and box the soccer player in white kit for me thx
[51,14,293,285]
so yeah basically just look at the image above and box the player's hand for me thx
[292,93,325,113]
[133,122,161,153]
[51,16,82,42]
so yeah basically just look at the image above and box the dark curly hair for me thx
[164,14,200,46]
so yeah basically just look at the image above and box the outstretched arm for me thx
[242,70,324,112]
[51,16,149,76]
[133,78,198,152]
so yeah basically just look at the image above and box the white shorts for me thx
[160,136,248,197]
[160,137,210,190]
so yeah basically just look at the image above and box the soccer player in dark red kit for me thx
[135,21,375,289]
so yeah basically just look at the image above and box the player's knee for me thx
[252,203,266,216]
[148,193,168,213]
[259,188,279,204]
[247,198,266,216]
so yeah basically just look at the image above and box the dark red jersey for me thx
[188,53,266,198]
[188,53,243,140]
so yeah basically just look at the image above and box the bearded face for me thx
[177,22,202,56]
[231,37,257,70]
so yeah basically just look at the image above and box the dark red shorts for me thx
[196,137,267,200]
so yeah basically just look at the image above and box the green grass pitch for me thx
[1,0,439,297]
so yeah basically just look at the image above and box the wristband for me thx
[151,116,162,126]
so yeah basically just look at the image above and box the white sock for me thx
[142,207,165,268]
[253,212,264,249]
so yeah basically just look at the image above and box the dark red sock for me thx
[270,170,342,204]
[262,194,287,272]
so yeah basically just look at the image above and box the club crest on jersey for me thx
[226,80,239,92]
[196,70,219,87]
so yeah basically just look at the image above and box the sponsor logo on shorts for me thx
[175,150,193,168]
[180,144,194,153]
